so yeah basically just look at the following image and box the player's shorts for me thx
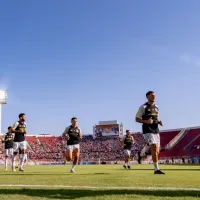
[143,133,160,148]
[13,141,27,152]
[123,149,131,157]
[4,148,13,156]
[67,144,80,151]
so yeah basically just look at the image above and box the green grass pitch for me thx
[0,164,199,200]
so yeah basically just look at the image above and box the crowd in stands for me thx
[0,127,200,164]
[0,134,146,163]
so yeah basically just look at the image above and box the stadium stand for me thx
[0,126,200,165]
[159,129,180,149]
[159,127,200,158]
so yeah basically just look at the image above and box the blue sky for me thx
[0,0,200,135]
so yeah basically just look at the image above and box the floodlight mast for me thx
[0,90,8,134]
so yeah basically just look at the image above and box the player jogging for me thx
[2,126,14,171]
[122,130,134,169]
[135,91,165,174]
[62,117,82,173]
[11,113,27,172]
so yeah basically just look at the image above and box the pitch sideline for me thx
[0,184,200,191]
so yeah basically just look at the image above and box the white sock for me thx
[12,155,16,168]
[71,165,76,170]
[140,146,149,157]
[24,154,27,163]
[19,154,26,168]
[154,162,159,171]
[140,151,144,157]
[20,154,26,169]
[5,157,8,168]
[19,154,23,168]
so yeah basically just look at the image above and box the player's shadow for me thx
[117,168,200,171]
[0,188,199,199]
[0,173,75,176]
[0,173,110,176]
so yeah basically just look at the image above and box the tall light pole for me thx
[0,90,8,134]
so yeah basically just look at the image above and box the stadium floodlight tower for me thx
[0,90,8,134]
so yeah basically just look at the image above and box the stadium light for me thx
[0,90,8,134]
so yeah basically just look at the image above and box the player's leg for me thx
[7,148,14,171]
[151,144,159,170]
[70,144,80,173]
[138,133,153,164]
[127,150,131,169]
[4,149,8,171]
[5,156,8,171]
[62,140,67,165]
[12,142,19,171]
[16,148,22,169]
[19,148,26,171]
[63,147,67,165]
[66,146,73,162]
[151,134,164,174]
[19,141,27,171]
[123,150,129,169]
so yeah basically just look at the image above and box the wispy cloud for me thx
[132,37,200,67]
[179,53,200,67]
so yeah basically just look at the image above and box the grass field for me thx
[0,164,199,200]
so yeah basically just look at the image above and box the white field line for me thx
[0,185,200,191]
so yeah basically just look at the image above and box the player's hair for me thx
[19,113,25,118]
[8,126,12,130]
[146,91,154,97]
[126,130,130,133]
[71,117,77,121]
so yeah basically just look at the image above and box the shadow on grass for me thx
[117,168,200,171]
[0,173,110,176]
[0,188,199,199]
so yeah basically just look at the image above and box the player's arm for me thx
[156,109,163,126]
[79,128,83,140]
[1,135,5,143]
[120,135,125,142]
[135,106,153,124]
[11,122,21,133]
[121,136,126,148]
[158,120,163,126]
[24,123,27,134]
[131,136,134,144]
[62,127,69,141]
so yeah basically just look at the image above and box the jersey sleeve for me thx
[12,122,19,130]
[2,134,6,142]
[62,126,69,137]
[79,128,83,135]
[121,135,126,142]
[155,105,159,118]
[136,105,145,118]
[131,136,134,142]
